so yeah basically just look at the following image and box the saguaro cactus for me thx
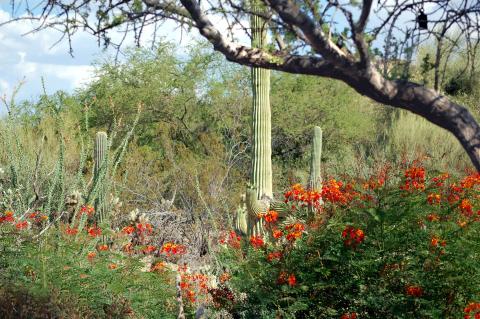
[308,126,323,191]
[94,131,108,222]
[247,2,272,236]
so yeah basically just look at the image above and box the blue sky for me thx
[0,2,207,106]
[0,0,426,107]
[0,4,101,102]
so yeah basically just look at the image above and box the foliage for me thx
[0,216,177,318]
[217,166,480,318]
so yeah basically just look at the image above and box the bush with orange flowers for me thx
[216,166,480,318]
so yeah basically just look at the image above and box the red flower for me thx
[161,242,186,255]
[143,245,157,254]
[272,229,283,239]
[122,225,135,235]
[80,205,95,216]
[266,251,282,262]
[460,199,474,217]
[405,285,423,297]
[15,220,28,230]
[285,223,305,241]
[427,193,441,205]
[400,166,425,191]
[249,235,264,248]
[340,313,358,319]
[465,302,480,319]
[87,226,102,237]
[28,212,38,219]
[288,273,297,286]
[342,226,365,247]
[264,210,279,223]
[65,226,78,235]
[97,244,109,251]
[87,252,96,261]
[220,230,241,249]
[0,211,15,223]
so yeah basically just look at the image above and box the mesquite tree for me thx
[3,0,480,171]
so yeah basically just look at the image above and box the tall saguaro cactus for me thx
[308,126,323,191]
[248,2,272,236]
[94,131,108,223]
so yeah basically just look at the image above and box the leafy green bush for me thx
[0,216,178,318]
[217,166,480,318]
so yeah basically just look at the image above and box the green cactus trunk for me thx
[308,126,323,191]
[94,131,108,223]
[248,2,272,237]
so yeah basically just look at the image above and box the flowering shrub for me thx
[0,209,182,318]
[217,166,480,318]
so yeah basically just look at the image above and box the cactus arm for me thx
[94,131,108,223]
[308,126,323,191]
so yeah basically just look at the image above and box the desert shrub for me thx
[0,214,179,318]
[217,166,480,318]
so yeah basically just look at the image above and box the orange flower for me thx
[460,199,473,217]
[426,213,440,222]
[122,225,135,235]
[285,223,305,241]
[272,229,283,239]
[136,223,153,234]
[430,236,439,247]
[458,220,468,228]
[108,263,117,270]
[15,220,28,230]
[427,193,441,205]
[185,289,196,303]
[143,245,157,254]
[87,252,96,261]
[266,251,282,262]
[264,210,279,223]
[151,261,166,272]
[340,313,358,319]
[249,235,264,248]
[400,166,425,191]
[97,244,109,251]
[219,272,231,283]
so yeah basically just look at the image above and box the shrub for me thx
[217,166,480,318]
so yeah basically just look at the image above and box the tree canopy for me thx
[2,0,480,169]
